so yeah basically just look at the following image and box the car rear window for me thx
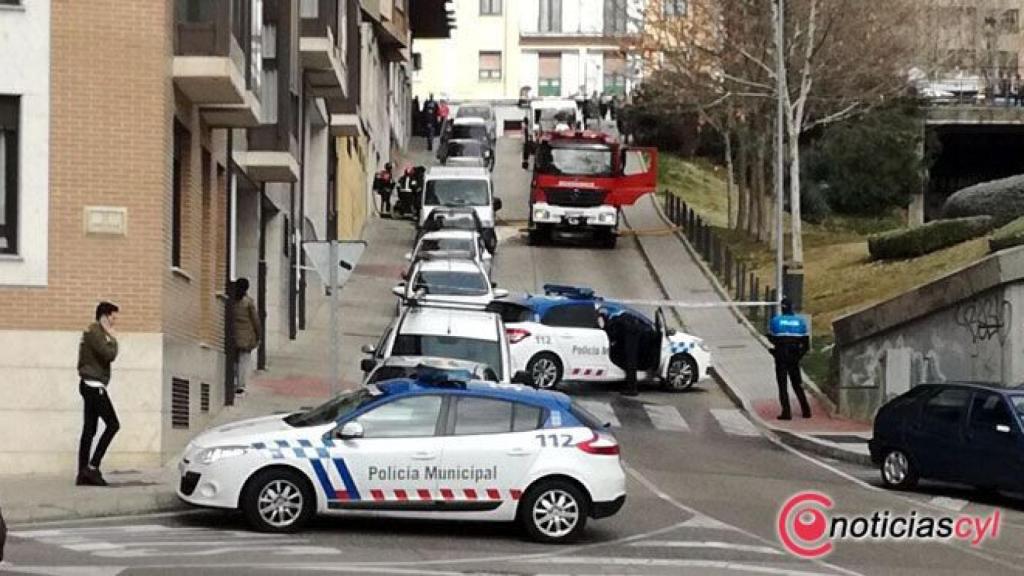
[415,271,488,295]
[570,403,607,429]
[392,334,503,380]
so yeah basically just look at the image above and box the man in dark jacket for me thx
[768,297,812,420]
[600,308,648,397]
[77,301,121,486]
[423,94,439,151]
[233,278,261,395]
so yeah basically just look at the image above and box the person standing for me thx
[373,162,395,215]
[77,301,121,486]
[768,297,811,420]
[233,278,261,396]
[600,308,647,397]
[423,93,439,151]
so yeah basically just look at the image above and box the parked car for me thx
[394,257,507,311]
[439,138,494,171]
[406,229,493,275]
[456,102,497,143]
[870,382,1024,493]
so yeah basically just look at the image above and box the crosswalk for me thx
[574,398,763,439]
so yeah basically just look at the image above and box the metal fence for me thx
[663,192,777,327]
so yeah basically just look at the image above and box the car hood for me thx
[190,414,296,448]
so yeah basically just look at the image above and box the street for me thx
[3,136,1024,576]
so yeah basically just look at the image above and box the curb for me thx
[624,197,870,467]
[5,491,185,526]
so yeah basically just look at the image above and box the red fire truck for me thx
[525,130,657,248]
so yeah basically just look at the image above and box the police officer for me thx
[768,297,812,420]
[599,307,647,397]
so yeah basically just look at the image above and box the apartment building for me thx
[413,0,645,115]
[0,0,449,476]
[918,0,1024,86]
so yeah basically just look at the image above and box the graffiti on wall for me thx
[955,295,1012,345]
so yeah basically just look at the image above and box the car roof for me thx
[415,258,483,273]
[420,229,479,240]
[398,306,500,339]
[914,381,1014,393]
[379,356,488,372]
[506,284,640,320]
[453,117,487,125]
[425,166,490,179]
[373,378,571,410]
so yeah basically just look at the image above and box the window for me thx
[1002,9,1019,33]
[172,121,189,268]
[513,403,544,432]
[413,53,423,71]
[538,52,562,96]
[0,96,18,255]
[922,388,970,431]
[604,0,628,35]
[539,0,562,33]
[969,392,1013,430]
[414,270,489,296]
[454,397,513,435]
[663,0,687,17]
[480,0,502,16]
[392,334,503,380]
[424,179,490,207]
[356,395,443,438]
[300,0,317,18]
[603,54,628,96]
[542,304,600,328]
[479,51,502,80]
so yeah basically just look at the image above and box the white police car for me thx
[361,304,513,384]
[497,285,712,391]
[177,376,626,543]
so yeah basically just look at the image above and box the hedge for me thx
[990,215,1024,253]
[868,216,994,260]
[943,174,1024,226]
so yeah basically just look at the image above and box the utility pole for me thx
[775,0,786,314]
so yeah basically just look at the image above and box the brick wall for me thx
[0,1,227,350]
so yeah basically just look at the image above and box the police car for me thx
[361,304,513,384]
[177,376,626,543]
[497,285,712,391]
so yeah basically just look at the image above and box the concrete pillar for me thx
[908,122,928,228]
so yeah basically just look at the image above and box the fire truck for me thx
[524,130,657,248]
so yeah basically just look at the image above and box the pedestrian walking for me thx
[768,297,811,420]
[423,93,439,151]
[374,162,395,215]
[232,278,261,396]
[599,308,647,397]
[77,301,121,486]
[599,93,611,120]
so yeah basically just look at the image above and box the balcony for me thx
[329,110,361,137]
[234,150,300,182]
[174,0,262,126]
[300,0,347,101]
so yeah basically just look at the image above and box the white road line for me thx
[710,409,761,437]
[679,514,740,531]
[523,556,837,575]
[928,496,969,512]
[629,540,783,555]
[644,404,690,432]
[577,399,621,427]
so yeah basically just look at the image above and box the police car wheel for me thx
[663,354,698,391]
[880,449,919,490]
[520,480,589,544]
[527,353,562,390]
[242,468,315,533]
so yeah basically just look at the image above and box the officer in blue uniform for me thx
[768,298,811,420]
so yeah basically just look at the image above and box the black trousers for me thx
[775,359,811,417]
[78,380,120,471]
[379,192,392,212]
[425,123,435,150]
[622,334,640,393]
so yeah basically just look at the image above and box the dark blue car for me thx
[869,382,1024,492]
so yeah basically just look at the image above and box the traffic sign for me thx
[302,240,367,290]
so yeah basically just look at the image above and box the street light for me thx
[775,0,785,314]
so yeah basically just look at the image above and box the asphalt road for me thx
[5,137,1024,576]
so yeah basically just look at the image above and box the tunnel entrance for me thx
[926,125,1024,220]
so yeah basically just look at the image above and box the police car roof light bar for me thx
[543,284,595,300]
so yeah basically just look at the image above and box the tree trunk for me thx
[736,131,751,234]
[724,130,736,230]
[755,133,771,243]
[787,132,804,265]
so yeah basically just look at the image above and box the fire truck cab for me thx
[525,130,657,249]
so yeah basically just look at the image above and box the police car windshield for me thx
[452,125,488,141]
[536,145,613,177]
[284,388,377,427]
[414,271,489,295]
[425,179,490,207]
[392,335,503,380]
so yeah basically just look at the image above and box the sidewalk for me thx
[622,194,873,466]
[1,180,422,525]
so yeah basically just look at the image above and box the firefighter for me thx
[768,297,812,420]
[373,163,395,215]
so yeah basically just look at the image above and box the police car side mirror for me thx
[493,198,503,211]
[392,285,406,297]
[337,421,364,440]
[360,344,376,355]
[360,358,377,373]
[404,252,412,261]
[493,288,509,299]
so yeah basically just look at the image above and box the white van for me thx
[419,166,501,232]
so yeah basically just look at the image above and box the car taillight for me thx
[577,431,620,456]
[506,327,531,344]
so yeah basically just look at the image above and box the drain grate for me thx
[171,378,190,429]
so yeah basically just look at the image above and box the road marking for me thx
[680,513,740,531]
[576,399,620,427]
[928,496,970,512]
[628,540,782,555]
[710,409,761,437]
[643,404,690,432]
[523,556,836,575]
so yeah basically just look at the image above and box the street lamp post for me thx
[775,0,786,314]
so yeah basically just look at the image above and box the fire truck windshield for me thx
[536,144,613,177]
[425,179,490,207]
[536,108,577,131]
